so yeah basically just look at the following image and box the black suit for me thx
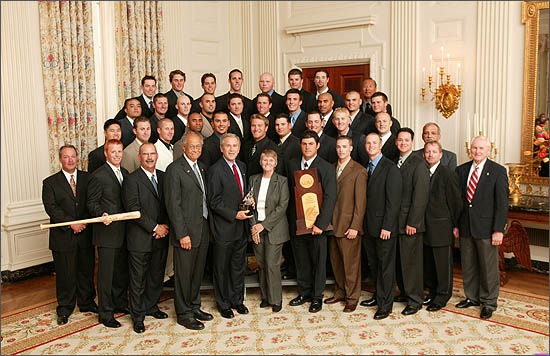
[350,111,370,136]
[265,112,278,142]
[207,158,249,311]
[199,133,222,168]
[269,91,287,117]
[148,114,161,144]
[381,134,399,161]
[395,154,430,309]
[456,159,508,310]
[277,134,301,178]
[114,95,154,122]
[88,145,106,174]
[165,89,193,120]
[413,148,457,171]
[87,163,130,320]
[363,155,402,312]
[363,101,393,118]
[287,156,337,299]
[228,114,251,145]
[300,89,317,114]
[318,133,337,164]
[243,136,279,180]
[119,117,136,148]
[42,170,96,317]
[170,115,187,145]
[122,168,169,323]
[322,112,338,138]
[424,163,462,306]
[217,92,254,120]
[290,111,308,138]
[165,156,210,319]
[190,95,204,115]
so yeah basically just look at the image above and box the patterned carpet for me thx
[2,282,548,355]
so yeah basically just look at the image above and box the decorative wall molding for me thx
[257,2,279,75]
[241,2,254,97]
[285,15,376,35]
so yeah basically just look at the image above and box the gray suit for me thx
[249,173,290,305]
[413,148,457,171]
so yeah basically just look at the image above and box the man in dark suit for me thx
[118,98,142,148]
[286,89,308,138]
[331,107,366,162]
[164,70,193,119]
[88,119,121,173]
[325,136,367,313]
[359,132,402,320]
[255,93,278,142]
[216,69,254,120]
[256,72,286,117]
[313,69,344,109]
[165,132,214,330]
[373,112,399,162]
[422,141,462,311]
[287,130,337,313]
[170,95,191,145]
[287,68,317,114]
[306,111,337,164]
[191,73,217,114]
[122,143,169,333]
[149,93,170,144]
[114,75,157,122]
[454,136,508,319]
[361,78,393,117]
[365,92,400,136]
[413,122,457,170]
[207,133,251,318]
[42,145,97,325]
[318,93,337,138]
[87,139,130,328]
[345,91,370,136]
[393,128,430,316]
[243,114,278,179]
[199,110,229,168]
[227,93,251,144]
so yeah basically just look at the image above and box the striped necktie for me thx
[466,166,479,203]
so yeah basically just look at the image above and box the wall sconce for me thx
[420,47,462,119]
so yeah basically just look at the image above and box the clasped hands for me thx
[154,224,169,239]
[251,223,264,244]
[453,228,504,246]
[71,223,87,234]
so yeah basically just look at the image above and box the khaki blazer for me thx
[332,159,367,238]
[121,139,141,173]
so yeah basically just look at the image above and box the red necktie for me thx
[467,166,479,203]
[232,163,243,197]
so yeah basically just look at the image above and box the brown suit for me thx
[330,159,367,304]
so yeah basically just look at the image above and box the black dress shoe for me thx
[324,296,345,304]
[401,305,420,315]
[133,321,145,333]
[193,309,213,321]
[373,309,391,320]
[57,315,69,325]
[114,307,130,315]
[282,272,296,280]
[309,299,322,313]
[79,304,99,313]
[480,306,493,319]
[260,300,270,308]
[427,303,443,312]
[289,295,312,306]
[272,304,282,312]
[360,297,377,307]
[177,317,205,330]
[456,298,480,309]
[99,317,121,328]
[394,294,408,303]
[220,309,234,319]
[423,296,434,306]
[146,310,168,319]
[233,304,249,314]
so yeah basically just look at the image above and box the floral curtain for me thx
[115,1,166,106]
[39,1,97,173]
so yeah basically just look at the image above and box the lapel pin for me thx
[487,172,490,176]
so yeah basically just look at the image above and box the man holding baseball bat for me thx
[87,139,130,328]
[42,145,97,326]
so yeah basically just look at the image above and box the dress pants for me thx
[291,233,327,299]
[97,246,129,320]
[363,235,397,312]
[128,247,168,322]
[459,236,499,310]
[329,235,362,304]
[282,240,295,275]
[174,220,210,318]
[424,244,453,306]
[253,230,284,305]
[52,247,96,317]
[396,233,424,308]
[212,236,247,311]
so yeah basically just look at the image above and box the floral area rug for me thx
[2,284,548,355]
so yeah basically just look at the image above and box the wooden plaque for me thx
[294,168,330,235]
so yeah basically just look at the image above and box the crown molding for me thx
[285,15,376,35]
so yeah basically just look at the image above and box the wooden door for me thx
[302,64,370,98]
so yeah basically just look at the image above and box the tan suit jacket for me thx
[121,139,141,173]
[332,159,368,237]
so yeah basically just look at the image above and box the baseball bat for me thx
[40,211,141,229]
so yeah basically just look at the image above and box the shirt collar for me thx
[106,161,121,174]
[280,132,292,144]
[126,116,135,126]
[142,93,153,105]
[62,169,77,184]
[337,157,351,171]
[290,108,302,118]
[184,153,197,168]
[301,155,317,169]
[399,150,413,164]
[429,161,441,176]
[369,153,383,167]
[141,166,155,180]
[267,89,274,96]
[159,139,173,150]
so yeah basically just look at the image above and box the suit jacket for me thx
[350,110,370,136]
[287,156,337,235]
[165,89,193,120]
[332,159,367,237]
[323,112,338,138]
[164,156,209,248]
[170,115,187,145]
[363,101,393,118]
[413,148,457,171]
[249,172,290,244]
[149,114,161,144]
[396,153,430,234]
[424,163,462,247]
[207,158,248,244]
[456,159,509,239]
[264,91,287,117]
[381,134,399,161]
[87,163,129,248]
[119,117,136,148]
[114,95,154,122]
[277,134,301,177]
[42,170,92,251]
[265,112,278,142]
[190,94,204,114]
[122,168,169,252]
[290,111,308,138]
[228,114,251,143]
[88,145,106,174]
[364,155,402,237]
[243,136,279,179]
[300,89,317,114]
[318,133,337,164]
[121,139,142,173]
[217,92,254,120]
[199,133,222,168]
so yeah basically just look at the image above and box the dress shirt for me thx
[301,155,317,170]
[381,132,392,146]
[336,157,351,178]
[429,161,441,177]
[315,87,329,100]
[125,116,135,127]
[62,169,77,186]
[279,132,292,145]
[467,158,487,188]
[106,161,123,184]
[368,153,383,173]
[290,109,302,127]
[224,157,244,193]
[171,89,183,98]
[350,110,360,124]
[142,94,153,109]
[398,150,413,168]
[176,114,188,127]
[257,176,271,221]
[321,110,333,128]
[230,113,244,136]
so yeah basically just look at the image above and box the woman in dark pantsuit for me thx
[249,149,290,312]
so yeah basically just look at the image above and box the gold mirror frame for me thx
[520,1,549,185]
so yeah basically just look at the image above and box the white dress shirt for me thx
[257,177,271,221]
